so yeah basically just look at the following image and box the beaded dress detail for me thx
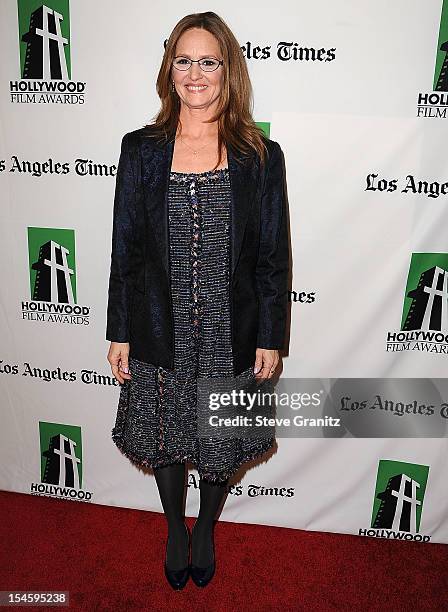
[111,167,275,484]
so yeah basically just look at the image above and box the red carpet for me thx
[0,489,447,611]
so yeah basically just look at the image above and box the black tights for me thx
[153,462,228,569]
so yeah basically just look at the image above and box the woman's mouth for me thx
[185,85,208,92]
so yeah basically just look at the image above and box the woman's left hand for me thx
[253,348,279,381]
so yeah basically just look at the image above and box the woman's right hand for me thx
[107,342,132,384]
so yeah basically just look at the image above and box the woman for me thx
[106,11,290,590]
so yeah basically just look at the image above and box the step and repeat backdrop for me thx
[1,0,448,544]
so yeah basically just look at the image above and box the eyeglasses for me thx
[172,56,224,72]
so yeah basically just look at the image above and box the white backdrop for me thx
[1,0,447,545]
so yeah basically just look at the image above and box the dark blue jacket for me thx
[106,125,290,376]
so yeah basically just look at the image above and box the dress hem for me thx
[111,427,275,485]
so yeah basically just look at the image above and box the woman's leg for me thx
[153,462,189,570]
[191,477,229,567]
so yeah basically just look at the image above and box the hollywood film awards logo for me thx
[11,0,85,104]
[359,459,430,542]
[31,422,93,501]
[386,253,448,354]
[417,0,448,117]
[22,227,91,328]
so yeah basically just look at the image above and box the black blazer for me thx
[106,125,290,376]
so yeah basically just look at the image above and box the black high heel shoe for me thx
[164,522,190,590]
[189,523,216,587]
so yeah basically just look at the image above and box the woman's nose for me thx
[189,62,203,77]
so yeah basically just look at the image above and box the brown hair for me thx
[144,11,268,169]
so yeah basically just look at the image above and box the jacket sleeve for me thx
[105,132,138,343]
[255,140,290,349]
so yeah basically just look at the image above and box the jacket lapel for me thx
[141,135,257,282]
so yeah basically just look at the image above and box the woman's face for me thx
[172,27,224,111]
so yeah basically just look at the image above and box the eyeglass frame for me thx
[172,55,224,72]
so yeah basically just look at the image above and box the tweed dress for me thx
[111,166,275,484]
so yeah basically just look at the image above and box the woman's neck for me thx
[177,109,219,141]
